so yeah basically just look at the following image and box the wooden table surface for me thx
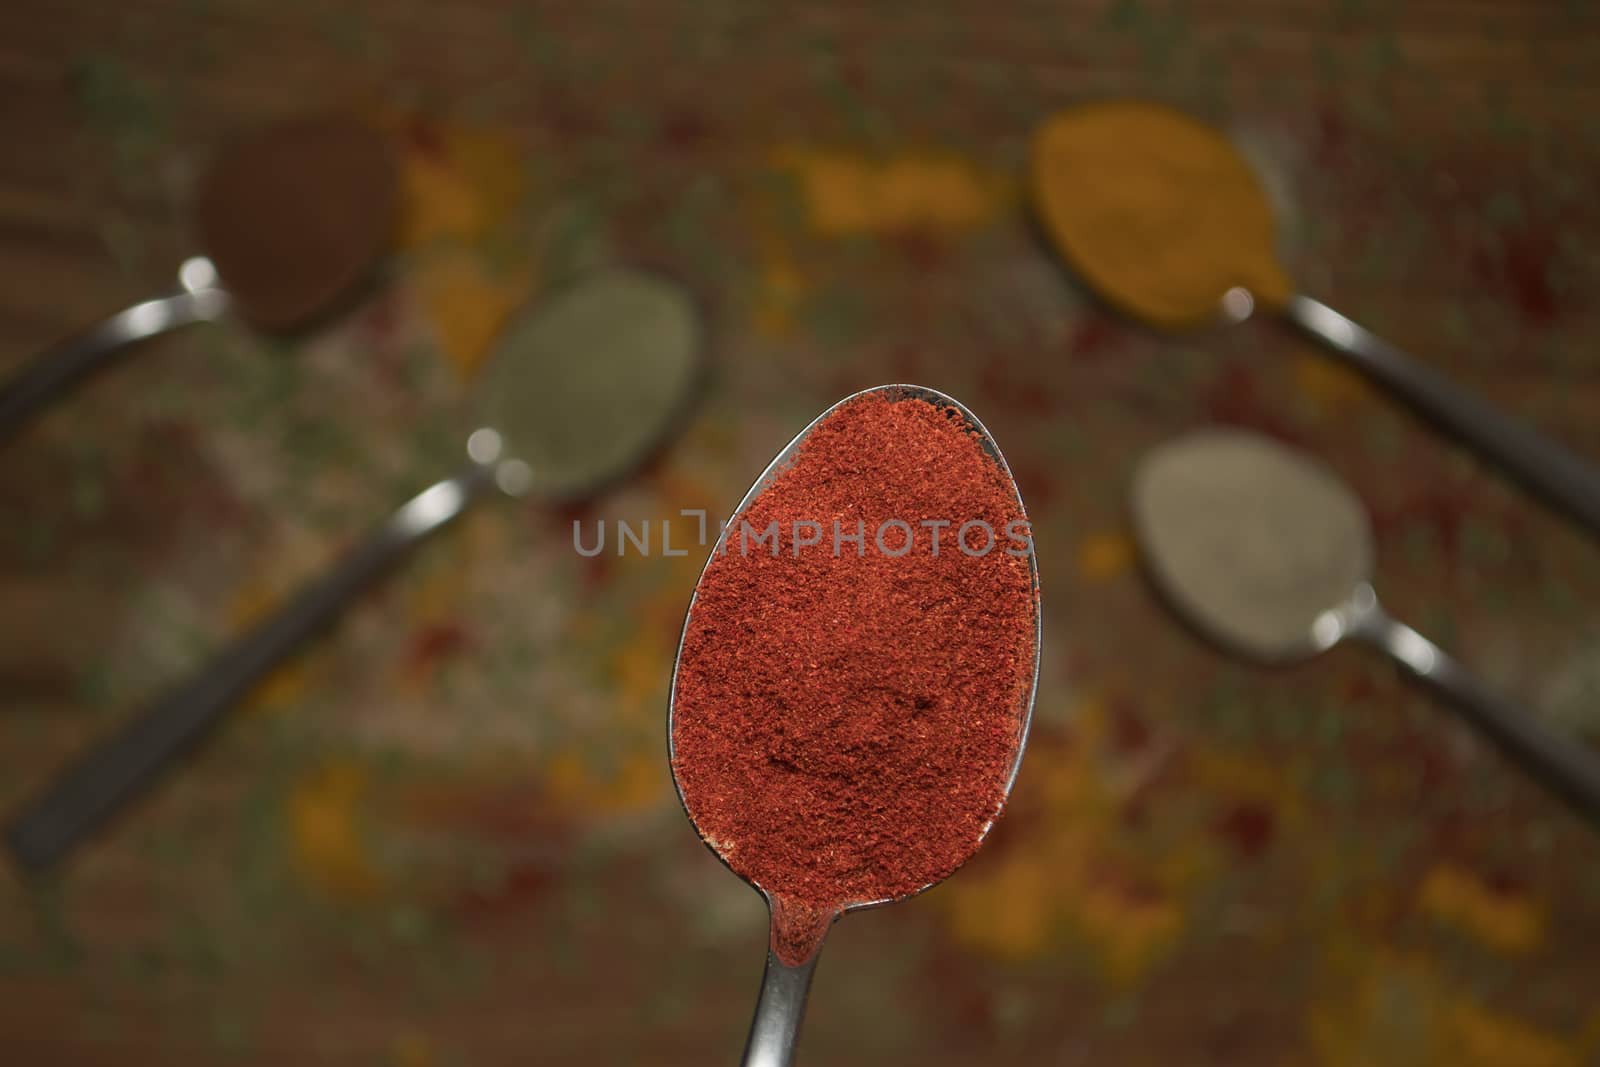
[3,2,1600,1064]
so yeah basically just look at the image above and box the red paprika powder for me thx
[670,391,1037,964]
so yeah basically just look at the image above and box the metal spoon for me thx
[6,266,706,869]
[1131,428,1600,828]
[0,115,398,444]
[667,384,1042,1067]
[1033,101,1600,537]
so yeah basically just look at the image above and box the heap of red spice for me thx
[670,391,1037,963]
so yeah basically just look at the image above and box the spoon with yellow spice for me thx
[1031,100,1600,536]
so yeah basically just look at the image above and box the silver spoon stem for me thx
[1340,587,1600,826]
[1282,294,1600,537]
[6,460,497,870]
[742,945,823,1067]
[0,279,231,445]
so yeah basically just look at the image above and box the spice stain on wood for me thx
[1065,312,1127,362]
[536,86,600,143]
[535,579,692,816]
[228,562,328,715]
[1417,863,1545,956]
[887,226,949,273]
[411,249,535,377]
[941,697,1307,984]
[1077,531,1136,582]
[388,1030,435,1067]
[1370,486,1475,562]
[935,705,1188,985]
[287,760,382,900]
[772,148,1011,236]
[403,621,471,681]
[396,118,528,249]
[542,744,669,817]
[1211,800,1277,861]
[1203,363,1306,447]
[393,117,536,375]
[752,248,810,339]
[1480,222,1560,327]
[976,351,1061,419]
[657,108,717,154]
[1310,951,1581,1067]
[394,561,477,694]
[1294,351,1374,416]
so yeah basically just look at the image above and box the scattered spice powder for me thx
[670,391,1038,964]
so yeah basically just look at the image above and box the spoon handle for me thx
[742,946,823,1067]
[0,287,230,446]
[1283,295,1600,537]
[5,462,496,871]
[1353,604,1600,829]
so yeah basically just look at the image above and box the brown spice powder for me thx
[194,115,397,331]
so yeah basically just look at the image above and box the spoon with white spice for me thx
[1131,428,1600,828]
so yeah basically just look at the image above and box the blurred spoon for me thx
[1033,100,1600,536]
[0,115,398,444]
[1131,428,1600,828]
[668,384,1042,1067]
[7,266,706,869]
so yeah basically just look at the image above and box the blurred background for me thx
[2,1,1599,1064]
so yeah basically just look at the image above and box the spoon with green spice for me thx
[668,384,1042,1067]
[7,266,706,869]
[1131,428,1600,828]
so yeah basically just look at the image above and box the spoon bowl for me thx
[1031,100,1292,331]
[1131,429,1372,665]
[668,384,1041,1066]
[194,114,398,332]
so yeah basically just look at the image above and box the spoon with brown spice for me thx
[0,115,397,444]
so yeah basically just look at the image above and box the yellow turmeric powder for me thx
[773,147,1009,235]
[1031,101,1293,331]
